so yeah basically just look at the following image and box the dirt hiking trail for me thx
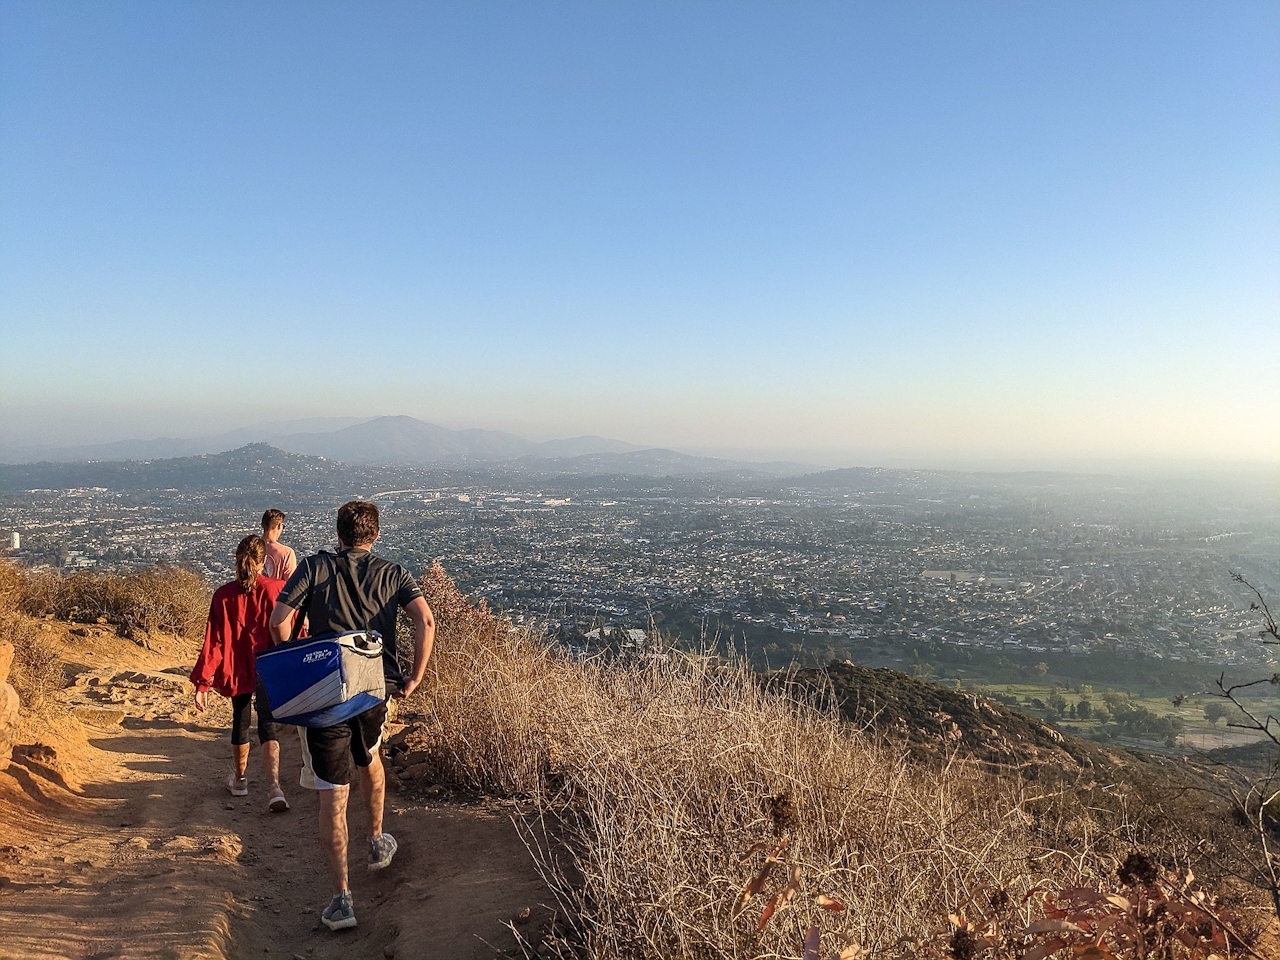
[0,622,555,960]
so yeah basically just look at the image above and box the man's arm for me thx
[395,596,435,699]
[269,560,310,645]
[268,601,297,646]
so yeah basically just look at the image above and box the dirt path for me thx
[0,626,555,960]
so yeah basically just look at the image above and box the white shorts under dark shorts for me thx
[298,701,388,790]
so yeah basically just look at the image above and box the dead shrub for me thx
[2,614,62,712]
[0,560,22,616]
[12,563,209,640]
[121,565,209,639]
[408,566,1131,959]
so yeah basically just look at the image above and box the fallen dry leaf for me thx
[758,891,783,931]
[736,860,775,912]
[1021,938,1069,960]
[739,841,768,864]
[1024,918,1086,936]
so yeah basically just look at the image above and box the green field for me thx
[964,679,1280,753]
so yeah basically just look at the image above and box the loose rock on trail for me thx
[0,620,554,960]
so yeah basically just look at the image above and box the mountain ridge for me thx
[1,416,659,468]
[0,440,811,490]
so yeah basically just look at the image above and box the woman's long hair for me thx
[235,535,266,594]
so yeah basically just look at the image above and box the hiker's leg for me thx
[351,703,389,838]
[306,723,357,892]
[357,752,385,838]
[254,680,280,789]
[261,739,280,784]
[230,692,252,778]
[317,785,350,895]
[232,742,249,778]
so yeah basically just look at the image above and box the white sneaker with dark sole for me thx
[368,832,398,871]
[267,785,288,812]
[321,890,356,931]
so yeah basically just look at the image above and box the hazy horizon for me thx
[3,3,1277,468]
[4,411,1279,482]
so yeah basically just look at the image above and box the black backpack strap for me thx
[333,551,375,635]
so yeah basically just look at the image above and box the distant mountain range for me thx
[0,416,816,484]
[0,443,364,492]
[273,415,645,465]
[1,415,658,465]
[0,417,373,464]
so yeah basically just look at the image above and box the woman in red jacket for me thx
[191,535,294,811]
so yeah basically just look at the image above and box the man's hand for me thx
[193,689,208,712]
[394,677,420,700]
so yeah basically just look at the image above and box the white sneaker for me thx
[321,890,357,931]
[368,832,398,871]
[226,772,248,797]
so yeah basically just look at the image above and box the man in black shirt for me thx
[269,500,435,932]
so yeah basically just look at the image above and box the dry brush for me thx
[405,563,1235,959]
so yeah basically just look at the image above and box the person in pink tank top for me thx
[261,508,298,581]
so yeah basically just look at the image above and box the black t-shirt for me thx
[277,548,423,683]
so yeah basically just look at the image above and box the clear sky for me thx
[1,2,1277,468]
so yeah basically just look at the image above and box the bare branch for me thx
[1232,572,1280,644]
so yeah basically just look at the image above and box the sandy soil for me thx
[0,621,556,960]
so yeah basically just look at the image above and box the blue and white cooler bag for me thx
[255,630,387,727]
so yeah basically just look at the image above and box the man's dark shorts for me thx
[299,702,388,789]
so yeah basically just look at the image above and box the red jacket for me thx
[190,576,285,697]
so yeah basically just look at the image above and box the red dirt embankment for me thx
[0,620,552,960]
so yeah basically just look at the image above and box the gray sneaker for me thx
[321,890,356,931]
[368,832,398,871]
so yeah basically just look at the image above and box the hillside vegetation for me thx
[0,559,1268,958]
[403,563,1267,958]
[0,560,208,712]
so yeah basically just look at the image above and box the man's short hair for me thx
[262,509,286,532]
[337,501,379,547]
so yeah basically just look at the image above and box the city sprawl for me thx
[3,447,1276,679]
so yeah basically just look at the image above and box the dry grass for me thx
[11,562,209,639]
[0,560,22,614]
[0,558,209,710]
[1,562,62,710]
[410,564,1132,959]
[1,613,62,712]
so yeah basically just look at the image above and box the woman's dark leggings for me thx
[230,677,277,746]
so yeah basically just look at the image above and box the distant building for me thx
[9,532,17,551]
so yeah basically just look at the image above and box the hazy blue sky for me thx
[2,2,1277,467]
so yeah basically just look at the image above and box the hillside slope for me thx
[793,661,1112,769]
